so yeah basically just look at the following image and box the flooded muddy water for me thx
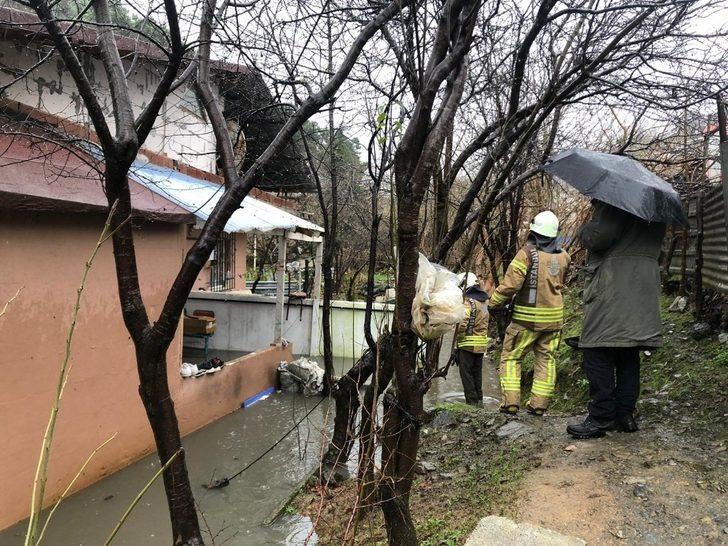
[1,343,500,545]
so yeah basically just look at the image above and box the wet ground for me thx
[513,410,728,545]
[1,341,501,545]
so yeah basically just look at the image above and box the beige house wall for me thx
[0,36,219,173]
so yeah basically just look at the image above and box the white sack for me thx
[278,357,325,396]
[411,253,466,341]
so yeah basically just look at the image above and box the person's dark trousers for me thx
[458,349,484,405]
[582,347,640,424]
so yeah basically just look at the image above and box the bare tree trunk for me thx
[319,350,375,482]
[375,3,478,540]
[379,389,420,546]
[105,164,204,545]
[364,116,388,352]
[320,203,336,392]
[346,263,367,301]
[319,17,339,394]
[363,206,381,352]
[357,351,394,511]
[432,129,453,255]
[137,350,202,545]
[505,184,524,264]
[379,205,422,544]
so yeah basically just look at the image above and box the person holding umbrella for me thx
[542,149,687,439]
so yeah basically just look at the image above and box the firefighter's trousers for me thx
[499,323,562,410]
[457,349,483,405]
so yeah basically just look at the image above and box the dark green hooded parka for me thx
[579,202,666,348]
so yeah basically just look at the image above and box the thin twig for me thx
[0,287,23,318]
[25,201,120,546]
[103,449,182,546]
[35,432,118,545]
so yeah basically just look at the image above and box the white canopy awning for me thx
[129,161,323,237]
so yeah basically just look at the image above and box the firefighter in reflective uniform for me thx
[488,211,571,415]
[455,273,490,406]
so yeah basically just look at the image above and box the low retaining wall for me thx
[0,341,290,531]
[186,292,394,358]
[174,343,292,436]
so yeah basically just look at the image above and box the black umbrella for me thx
[542,148,688,226]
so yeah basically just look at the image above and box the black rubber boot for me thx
[566,416,615,439]
[616,413,639,432]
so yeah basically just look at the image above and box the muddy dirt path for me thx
[511,412,727,545]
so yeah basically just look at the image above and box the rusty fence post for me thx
[693,191,704,320]
[663,225,677,281]
[679,225,688,297]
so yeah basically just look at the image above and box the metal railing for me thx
[246,280,302,296]
[210,232,236,291]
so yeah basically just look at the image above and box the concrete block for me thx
[465,516,586,546]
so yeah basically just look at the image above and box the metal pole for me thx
[274,233,287,344]
[309,241,324,356]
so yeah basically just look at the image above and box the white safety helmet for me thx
[457,272,479,289]
[529,210,559,238]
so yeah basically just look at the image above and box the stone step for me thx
[465,515,586,546]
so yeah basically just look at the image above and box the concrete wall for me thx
[0,36,218,173]
[187,291,394,358]
[0,212,287,530]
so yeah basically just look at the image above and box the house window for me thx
[210,232,236,291]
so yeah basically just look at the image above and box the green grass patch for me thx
[293,411,526,545]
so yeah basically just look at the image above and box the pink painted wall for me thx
[0,212,284,530]
[174,343,291,434]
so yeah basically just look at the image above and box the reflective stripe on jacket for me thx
[489,245,571,331]
[456,299,489,353]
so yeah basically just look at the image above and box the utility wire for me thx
[204,395,327,489]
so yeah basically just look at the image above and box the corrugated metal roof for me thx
[129,161,323,235]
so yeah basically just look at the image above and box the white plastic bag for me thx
[411,253,466,341]
[278,357,325,396]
